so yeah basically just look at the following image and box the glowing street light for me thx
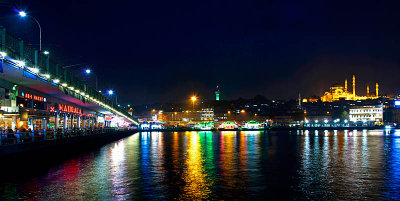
[191,96,197,111]
[107,89,118,104]
[62,64,98,89]
[43,51,50,55]
[18,11,27,17]
[18,10,42,51]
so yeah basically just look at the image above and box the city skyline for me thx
[1,1,399,104]
[2,1,400,200]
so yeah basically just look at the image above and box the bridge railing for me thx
[0,27,136,123]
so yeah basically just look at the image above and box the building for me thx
[201,108,214,121]
[349,105,383,123]
[215,85,220,101]
[382,100,400,124]
[318,75,379,102]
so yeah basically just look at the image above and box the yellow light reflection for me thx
[181,132,211,200]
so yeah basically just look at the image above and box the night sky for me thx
[1,0,400,105]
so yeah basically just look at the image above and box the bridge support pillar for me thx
[43,118,47,140]
[55,113,59,129]
[63,113,67,135]
[70,115,74,129]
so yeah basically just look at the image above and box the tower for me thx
[352,75,356,98]
[345,79,348,92]
[215,85,220,101]
[298,92,301,109]
[376,83,379,97]
[367,85,369,97]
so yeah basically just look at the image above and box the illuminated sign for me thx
[48,106,56,112]
[22,92,46,102]
[395,100,400,106]
[97,116,105,123]
[58,104,82,114]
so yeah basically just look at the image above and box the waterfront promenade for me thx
[0,128,137,157]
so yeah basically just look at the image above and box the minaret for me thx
[345,79,348,92]
[376,83,379,97]
[215,85,220,101]
[352,75,356,98]
[367,85,369,97]
[298,92,301,109]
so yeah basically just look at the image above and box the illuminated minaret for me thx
[345,79,348,92]
[215,85,220,101]
[376,83,379,97]
[367,85,370,97]
[352,75,356,98]
[298,92,301,109]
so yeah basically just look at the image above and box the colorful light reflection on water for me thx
[1,130,400,200]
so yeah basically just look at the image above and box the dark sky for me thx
[1,0,400,105]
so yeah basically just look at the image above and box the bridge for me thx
[0,26,138,139]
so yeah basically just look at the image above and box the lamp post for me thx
[84,68,98,90]
[191,96,197,111]
[108,90,117,104]
[62,63,88,69]
[18,11,42,51]
[62,64,98,90]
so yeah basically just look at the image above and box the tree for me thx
[340,111,349,120]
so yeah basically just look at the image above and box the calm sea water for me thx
[1,130,400,200]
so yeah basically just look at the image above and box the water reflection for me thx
[3,130,400,200]
[180,132,211,200]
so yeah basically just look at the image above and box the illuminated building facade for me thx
[349,105,383,123]
[320,75,379,102]
[201,108,214,121]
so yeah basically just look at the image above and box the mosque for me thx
[303,75,379,102]
[320,75,379,102]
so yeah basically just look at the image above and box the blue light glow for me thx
[19,11,27,17]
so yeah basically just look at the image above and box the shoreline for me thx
[136,126,386,132]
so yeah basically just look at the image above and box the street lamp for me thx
[62,63,88,69]
[191,96,197,111]
[18,10,42,51]
[19,11,26,17]
[83,68,97,89]
[107,89,117,104]
[62,64,98,89]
